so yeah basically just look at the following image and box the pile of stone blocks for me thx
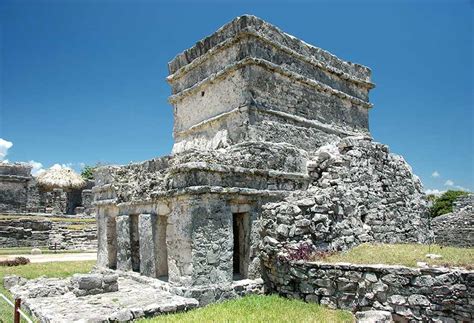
[71,273,118,296]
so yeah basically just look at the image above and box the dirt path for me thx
[0,253,96,263]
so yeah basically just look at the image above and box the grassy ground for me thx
[139,294,354,323]
[0,247,93,256]
[0,261,95,323]
[321,243,474,269]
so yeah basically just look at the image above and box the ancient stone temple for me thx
[94,15,428,304]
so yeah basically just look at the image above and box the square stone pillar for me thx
[139,213,157,277]
[96,206,118,269]
[116,215,132,271]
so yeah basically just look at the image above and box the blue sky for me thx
[0,0,472,193]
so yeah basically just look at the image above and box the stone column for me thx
[116,215,132,271]
[96,206,118,268]
[139,213,157,277]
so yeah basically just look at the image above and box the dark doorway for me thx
[130,214,140,272]
[233,212,250,279]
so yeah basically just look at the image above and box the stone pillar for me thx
[139,213,157,277]
[96,206,118,269]
[116,215,132,271]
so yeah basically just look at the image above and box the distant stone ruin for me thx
[93,15,429,308]
[0,163,94,215]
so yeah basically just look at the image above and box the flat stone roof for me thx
[168,15,372,84]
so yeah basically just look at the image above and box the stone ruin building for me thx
[0,162,94,216]
[93,15,429,305]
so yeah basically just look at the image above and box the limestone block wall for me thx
[262,260,473,322]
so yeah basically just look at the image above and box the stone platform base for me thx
[7,276,198,322]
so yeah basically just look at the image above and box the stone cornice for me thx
[167,161,309,182]
[173,104,368,139]
[167,28,375,89]
[168,57,373,109]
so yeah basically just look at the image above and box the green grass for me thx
[0,247,94,256]
[138,294,354,323]
[321,243,474,269]
[0,261,95,323]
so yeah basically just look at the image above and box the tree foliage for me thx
[430,190,469,217]
[80,165,96,180]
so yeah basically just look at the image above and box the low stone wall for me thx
[262,259,473,322]
[0,215,97,250]
[432,211,473,248]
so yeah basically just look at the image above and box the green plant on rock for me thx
[430,190,469,217]
[80,165,96,180]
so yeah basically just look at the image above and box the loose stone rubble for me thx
[260,136,429,254]
[432,193,473,247]
[70,273,118,296]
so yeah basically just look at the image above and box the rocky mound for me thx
[261,136,429,257]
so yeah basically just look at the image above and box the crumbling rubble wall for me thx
[260,136,429,254]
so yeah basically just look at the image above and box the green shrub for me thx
[80,165,96,180]
[430,190,469,217]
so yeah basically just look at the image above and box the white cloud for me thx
[431,171,440,178]
[425,189,445,196]
[27,160,45,176]
[445,179,454,186]
[442,179,469,191]
[0,138,13,161]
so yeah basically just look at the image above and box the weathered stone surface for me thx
[355,310,393,323]
[70,273,118,296]
[116,215,132,271]
[261,136,429,256]
[139,213,157,277]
